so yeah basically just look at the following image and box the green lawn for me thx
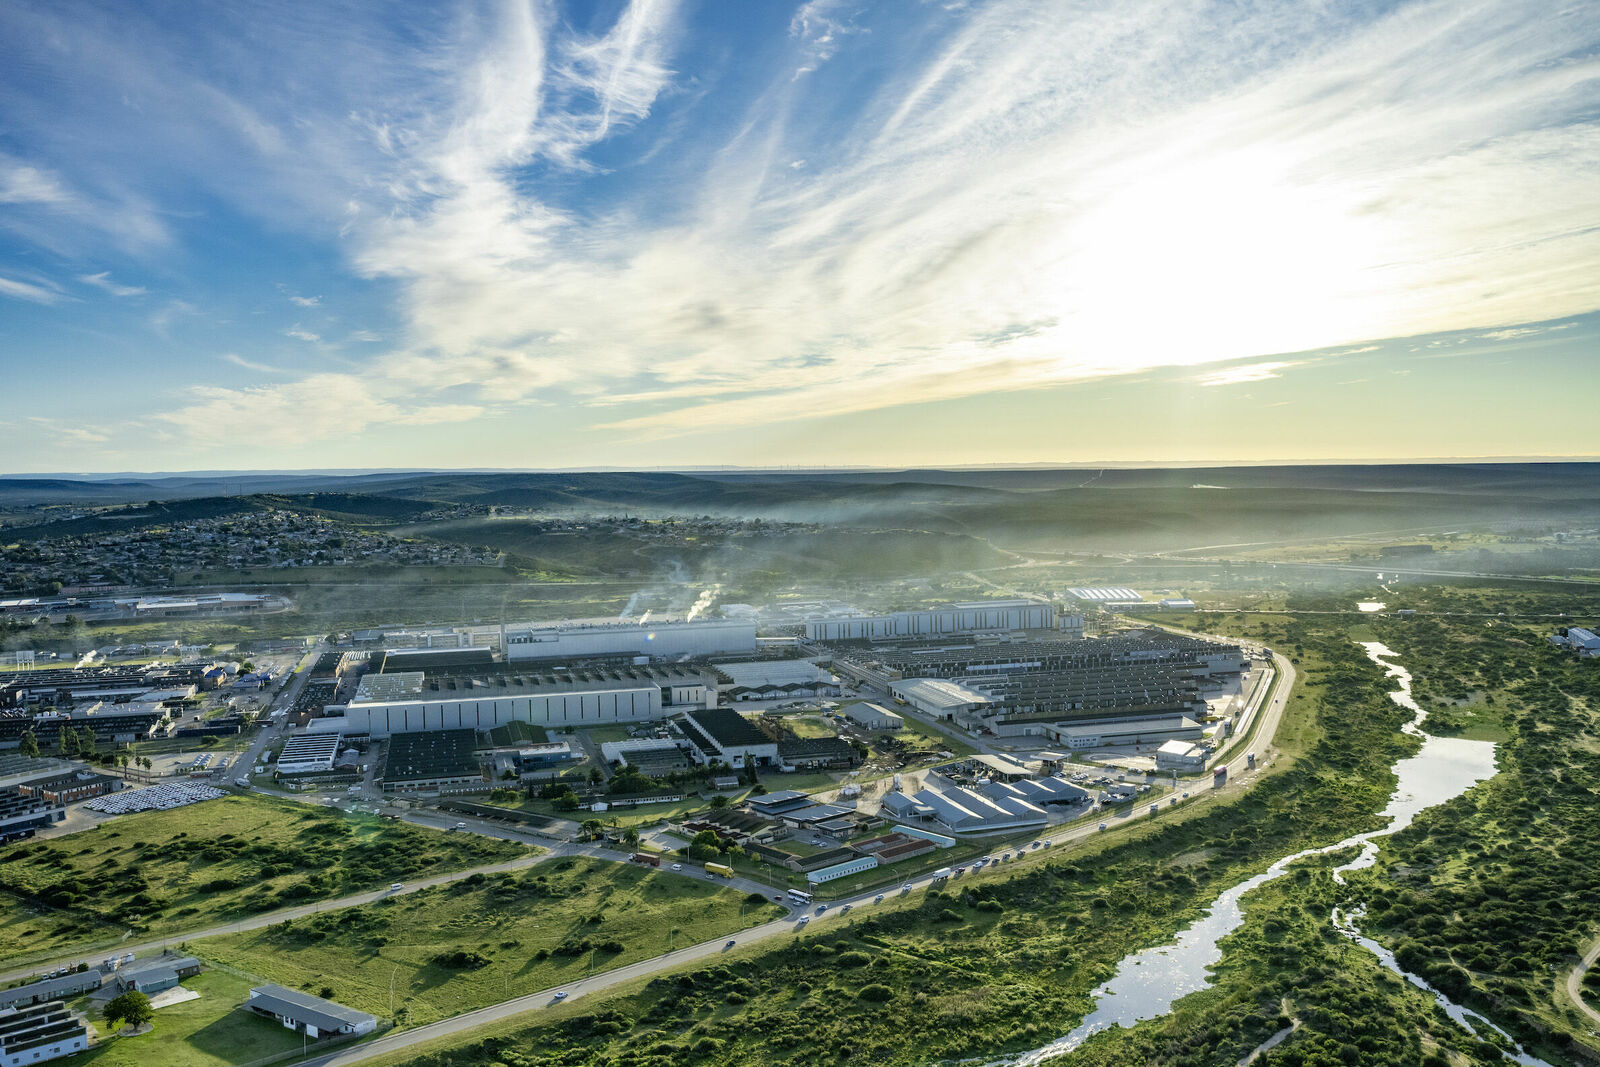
[192,857,785,1027]
[893,712,978,758]
[0,794,530,968]
[73,969,309,1067]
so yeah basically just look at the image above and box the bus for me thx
[787,889,813,907]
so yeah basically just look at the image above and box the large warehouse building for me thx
[803,599,1064,642]
[319,663,718,739]
[505,619,756,662]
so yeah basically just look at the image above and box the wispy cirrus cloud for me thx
[4,0,1599,458]
[1196,361,1303,388]
[79,271,146,297]
[0,273,66,305]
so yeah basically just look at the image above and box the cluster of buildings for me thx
[0,592,288,624]
[0,659,262,753]
[802,600,1077,642]
[829,629,1244,747]
[0,507,498,595]
[0,768,124,841]
[0,952,377,1064]
[1549,626,1600,657]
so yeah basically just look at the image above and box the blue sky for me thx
[1,0,1597,473]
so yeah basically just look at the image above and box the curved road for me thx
[1566,934,1600,1031]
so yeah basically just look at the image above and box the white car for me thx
[389,883,404,891]
[901,883,912,892]
[671,863,683,871]
[553,991,568,1001]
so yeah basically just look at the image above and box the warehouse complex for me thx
[803,599,1069,641]
[506,619,756,661]
[318,661,718,739]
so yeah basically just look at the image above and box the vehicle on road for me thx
[553,991,568,1001]
[840,904,852,914]
[816,904,827,914]
[390,883,404,891]
[874,894,884,903]
[901,883,913,893]
[671,863,683,871]
[454,821,468,829]
[725,940,737,949]
[787,888,813,906]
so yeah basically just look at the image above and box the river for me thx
[980,641,1544,1066]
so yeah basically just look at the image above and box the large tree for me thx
[58,725,78,757]
[18,728,39,759]
[103,990,153,1033]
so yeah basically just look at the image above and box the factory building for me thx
[1155,739,1208,770]
[1043,716,1204,750]
[674,710,779,768]
[881,784,1047,835]
[246,985,377,1040]
[889,678,996,720]
[803,599,1058,642]
[0,792,65,842]
[843,702,903,731]
[16,771,122,805]
[111,954,202,995]
[0,1000,90,1066]
[806,854,879,885]
[715,660,840,701]
[505,619,756,662]
[380,730,484,793]
[277,735,343,774]
[328,663,716,739]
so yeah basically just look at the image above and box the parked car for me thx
[874,894,884,903]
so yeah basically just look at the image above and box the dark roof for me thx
[776,737,856,759]
[383,729,481,783]
[20,771,118,792]
[686,709,767,749]
[249,985,376,1031]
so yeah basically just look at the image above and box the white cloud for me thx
[285,325,322,343]
[1196,361,1303,388]
[347,329,383,343]
[15,0,1598,451]
[79,271,147,297]
[1477,323,1577,342]
[289,294,321,307]
[0,274,66,305]
[221,353,279,373]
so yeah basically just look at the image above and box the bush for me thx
[837,951,870,967]
[432,950,491,969]
[858,984,894,1002]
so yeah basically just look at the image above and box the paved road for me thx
[290,650,1298,1067]
[1566,933,1600,1030]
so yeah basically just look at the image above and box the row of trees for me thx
[16,726,154,772]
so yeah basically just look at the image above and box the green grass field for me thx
[73,969,309,1067]
[192,857,784,1027]
[0,794,529,968]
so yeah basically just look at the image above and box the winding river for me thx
[981,642,1547,1066]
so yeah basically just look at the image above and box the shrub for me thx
[858,984,894,1002]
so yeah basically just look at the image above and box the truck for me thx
[631,852,660,867]
[931,866,954,883]
[705,862,734,878]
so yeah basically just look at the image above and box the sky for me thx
[1,0,1597,474]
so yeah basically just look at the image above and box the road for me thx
[6,645,1299,1066]
[291,650,1299,1067]
[1566,933,1600,1031]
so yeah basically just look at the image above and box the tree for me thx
[588,766,603,785]
[59,725,78,757]
[103,990,153,1033]
[78,726,98,758]
[18,728,39,760]
[622,827,640,849]
[580,819,604,840]
[140,756,153,771]
[709,794,729,809]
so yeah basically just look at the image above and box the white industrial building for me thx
[331,688,664,738]
[807,854,878,885]
[804,600,1059,642]
[600,737,684,764]
[1155,739,1208,770]
[1551,627,1600,656]
[844,702,903,731]
[1043,716,1204,750]
[881,783,1047,835]
[1067,587,1143,603]
[506,619,756,661]
[716,660,841,701]
[890,678,996,720]
[277,734,342,773]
